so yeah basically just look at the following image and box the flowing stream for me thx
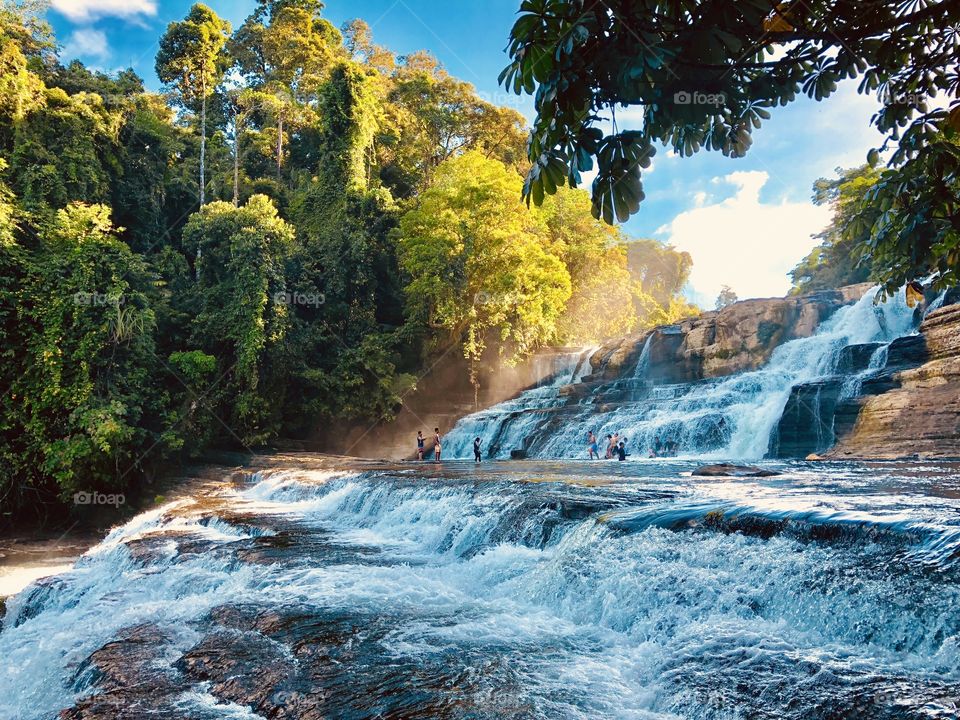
[2,461,959,719]
[445,287,919,460]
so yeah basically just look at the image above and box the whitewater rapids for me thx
[2,459,959,719]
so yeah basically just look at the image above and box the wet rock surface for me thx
[593,284,872,383]
[829,303,960,459]
[692,463,781,477]
[60,624,181,720]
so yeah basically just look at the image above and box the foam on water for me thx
[3,464,959,718]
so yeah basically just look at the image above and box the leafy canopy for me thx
[500,0,960,288]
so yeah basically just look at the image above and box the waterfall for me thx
[632,334,653,378]
[445,287,919,461]
[441,346,598,459]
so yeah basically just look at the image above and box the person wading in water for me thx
[434,427,442,462]
[473,437,482,463]
[587,431,600,460]
[416,431,425,461]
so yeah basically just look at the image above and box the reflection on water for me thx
[2,459,959,719]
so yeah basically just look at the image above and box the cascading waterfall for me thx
[444,287,919,460]
[632,333,654,378]
[4,464,959,719]
[442,346,598,458]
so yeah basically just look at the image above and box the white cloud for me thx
[658,171,830,303]
[62,28,109,60]
[52,0,157,23]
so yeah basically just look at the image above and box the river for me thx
[2,458,959,719]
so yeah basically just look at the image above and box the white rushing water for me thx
[444,287,919,460]
[443,346,598,459]
[3,465,959,719]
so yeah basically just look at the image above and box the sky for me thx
[46,0,887,306]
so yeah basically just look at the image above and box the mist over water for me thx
[445,287,919,461]
[2,462,959,719]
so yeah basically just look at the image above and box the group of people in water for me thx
[587,431,629,461]
[415,428,674,463]
[416,428,484,463]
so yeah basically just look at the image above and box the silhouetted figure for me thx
[434,428,442,462]
[474,437,482,462]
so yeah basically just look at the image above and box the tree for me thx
[230,0,342,178]
[181,195,295,446]
[540,186,638,342]
[0,0,48,143]
[380,53,528,198]
[12,204,164,502]
[156,3,231,207]
[716,285,738,310]
[500,0,960,287]
[342,18,394,73]
[862,133,960,294]
[626,239,693,307]
[790,165,879,294]
[286,60,406,429]
[11,87,121,215]
[397,151,572,397]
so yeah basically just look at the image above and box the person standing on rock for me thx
[417,431,425,461]
[587,431,600,459]
[474,437,483,463]
[434,427,442,462]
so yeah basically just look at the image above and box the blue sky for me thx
[47,0,886,305]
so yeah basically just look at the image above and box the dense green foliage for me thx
[790,166,879,294]
[500,0,960,291]
[0,1,696,520]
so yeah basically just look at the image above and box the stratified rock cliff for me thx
[827,303,960,459]
[587,284,872,383]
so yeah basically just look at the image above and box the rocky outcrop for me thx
[827,303,960,459]
[772,379,845,458]
[587,284,872,384]
[692,464,780,477]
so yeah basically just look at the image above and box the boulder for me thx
[608,284,873,385]
[692,463,781,477]
[772,379,844,458]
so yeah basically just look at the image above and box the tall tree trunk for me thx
[233,108,240,207]
[200,76,207,206]
[276,110,283,181]
[197,75,207,281]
